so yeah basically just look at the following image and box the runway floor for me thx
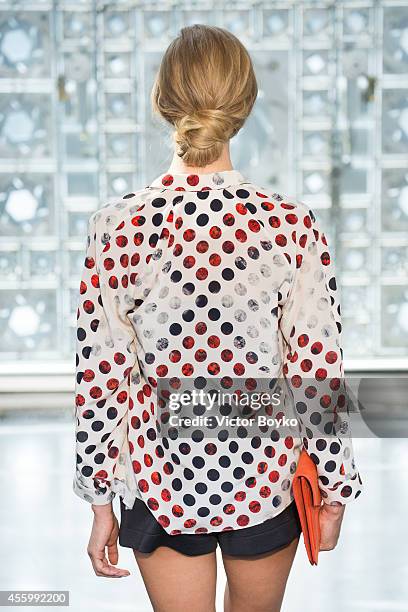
[0,410,406,611]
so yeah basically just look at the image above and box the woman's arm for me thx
[278,204,363,506]
[73,209,138,506]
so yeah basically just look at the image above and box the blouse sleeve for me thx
[278,205,363,505]
[73,210,138,506]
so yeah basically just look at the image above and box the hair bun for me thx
[174,109,235,164]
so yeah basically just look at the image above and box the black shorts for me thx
[119,496,302,557]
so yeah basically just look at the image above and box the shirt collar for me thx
[147,168,247,192]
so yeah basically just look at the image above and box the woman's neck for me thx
[166,141,234,175]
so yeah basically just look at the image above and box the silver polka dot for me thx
[212,172,225,186]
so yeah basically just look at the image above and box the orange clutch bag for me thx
[292,448,322,565]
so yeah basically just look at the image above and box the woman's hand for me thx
[318,502,345,551]
[87,503,130,578]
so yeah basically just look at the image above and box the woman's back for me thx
[74,167,363,535]
[130,168,288,381]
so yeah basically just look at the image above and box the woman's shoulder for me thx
[87,186,153,233]
[247,184,319,231]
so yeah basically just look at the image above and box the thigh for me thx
[222,536,299,612]
[133,546,217,612]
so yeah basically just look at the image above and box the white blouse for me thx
[73,168,363,535]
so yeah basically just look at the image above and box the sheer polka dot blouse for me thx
[73,169,363,535]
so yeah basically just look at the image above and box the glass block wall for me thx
[0,0,407,368]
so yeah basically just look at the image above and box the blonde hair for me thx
[151,24,258,168]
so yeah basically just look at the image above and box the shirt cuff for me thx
[318,472,364,505]
[72,476,115,506]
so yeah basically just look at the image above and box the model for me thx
[73,24,363,612]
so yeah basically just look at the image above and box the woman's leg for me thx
[222,536,299,612]
[132,546,217,612]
